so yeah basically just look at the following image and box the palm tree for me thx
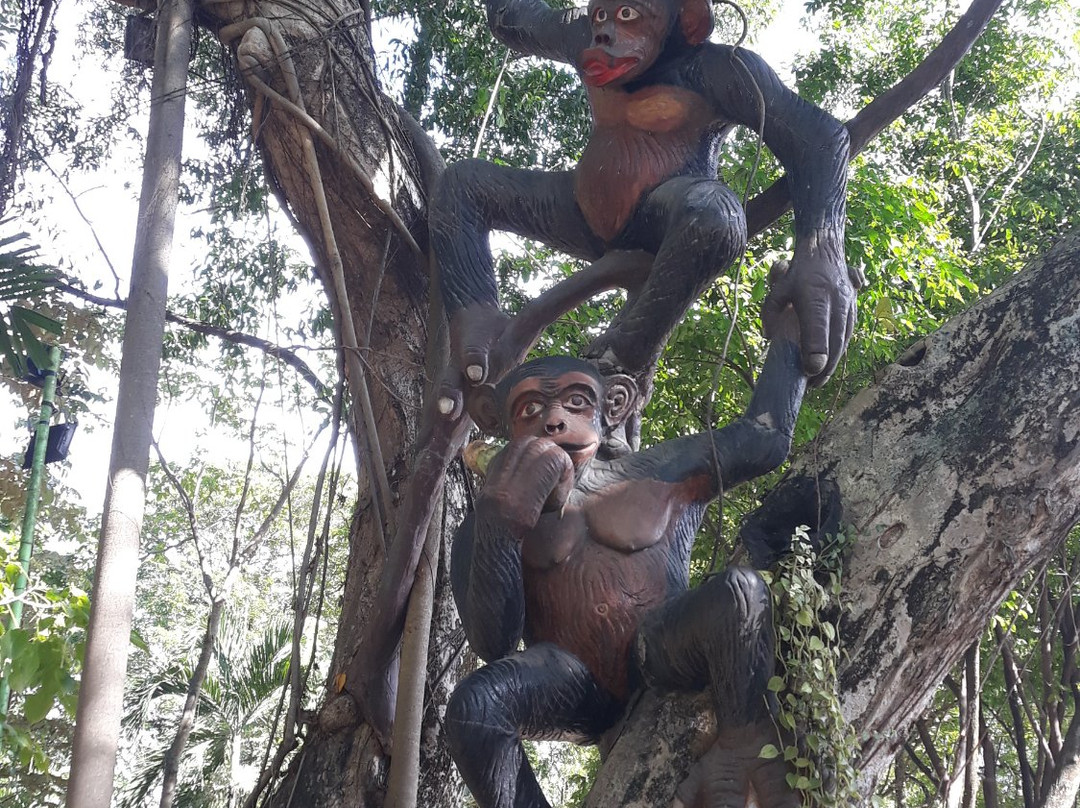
[0,222,61,379]
[120,617,292,808]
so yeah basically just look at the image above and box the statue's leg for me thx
[446,642,622,808]
[635,567,798,808]
[635,566,772,727]
[429,163,603,388]
[587,177,746,381]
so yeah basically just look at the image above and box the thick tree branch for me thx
[744,0,1004,239]
[588,232,1080,805]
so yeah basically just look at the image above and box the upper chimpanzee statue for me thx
[431,0,852,417]
[447,302,807,808]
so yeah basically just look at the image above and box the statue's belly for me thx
[574,86,711,242]
[523,541,669,700]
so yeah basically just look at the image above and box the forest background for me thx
[1,0,1079,805]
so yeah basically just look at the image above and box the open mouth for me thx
[580,53,639,87]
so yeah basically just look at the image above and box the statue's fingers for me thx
[461,354,487,384]
[845,299,856,350]
[458,340,490,385]
[436,382,463,420]
[809,299,852,387]
[795,291,831,377]
[761,261,797,339]
[543,449,577,512]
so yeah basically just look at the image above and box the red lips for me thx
[580,49,639,86]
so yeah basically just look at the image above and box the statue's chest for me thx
[520,478,681,571]
[575,85,712,242]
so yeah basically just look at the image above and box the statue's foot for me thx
[674,722,799,808]
[437,305,522,420]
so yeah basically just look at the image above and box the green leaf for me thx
[0,318,25,376]
[759,743,780,759]
[23,687,55,724]
[7,631,39,692]
[12,315,51,372]
[130,629,150,652]
[12,305,63,335]
[767,675,786,692]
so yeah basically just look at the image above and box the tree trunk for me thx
[587,231,1080,805]
[1039,709,1080,808]
[195,2,460,805]
[67,1,192,804]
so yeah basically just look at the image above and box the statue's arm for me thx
[703,45,853,383]
[704,46,848,247]
[450,510,526,662]
[484,0,591,64]
[450,436,573,661]
[645,335,805,496]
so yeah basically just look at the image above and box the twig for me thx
[744,0,1004,238]
[56,280,331,400]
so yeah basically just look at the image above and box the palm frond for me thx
[0,225,61,377]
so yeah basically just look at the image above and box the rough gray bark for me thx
[1038,709,1080,808]
[159,599,223,808]
[587,232,1080,806]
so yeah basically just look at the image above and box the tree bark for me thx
[194,1,461,805]
[159,599,224,808]
[1039,708,1080,808]
[67,1,192,805]
[587,231,1080,805]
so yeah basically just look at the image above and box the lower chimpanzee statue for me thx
[447,305,807,808]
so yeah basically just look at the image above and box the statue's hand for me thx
[437,304,520,419]
[478,437,575,533]
[762,250,864,387]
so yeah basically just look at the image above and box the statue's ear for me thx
[466,385,505,436]
[602,374,639,428]
[679,0,713,45]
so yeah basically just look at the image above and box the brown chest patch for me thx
[575,85,711,242]
[624,90,695,132]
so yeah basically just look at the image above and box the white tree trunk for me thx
[588,232,1080,806]
[67,2,192,805]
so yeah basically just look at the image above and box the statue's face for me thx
[506,371,604,469]
[580,0,670,87]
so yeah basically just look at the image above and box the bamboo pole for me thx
[0,344,60,724]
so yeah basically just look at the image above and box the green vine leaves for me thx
[760,527,860,807]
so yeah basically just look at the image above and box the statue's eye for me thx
[520,401,543,418]
[593,7,607,23]
[566,393,589,409]
[616,6,639,20]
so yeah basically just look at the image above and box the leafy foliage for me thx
[762,527,859,806]
[0,226,61,378]
[119,616,292,808]
[0,531,88,804]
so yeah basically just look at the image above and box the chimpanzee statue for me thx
[431,0,852,420]
[447,300,807,807]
